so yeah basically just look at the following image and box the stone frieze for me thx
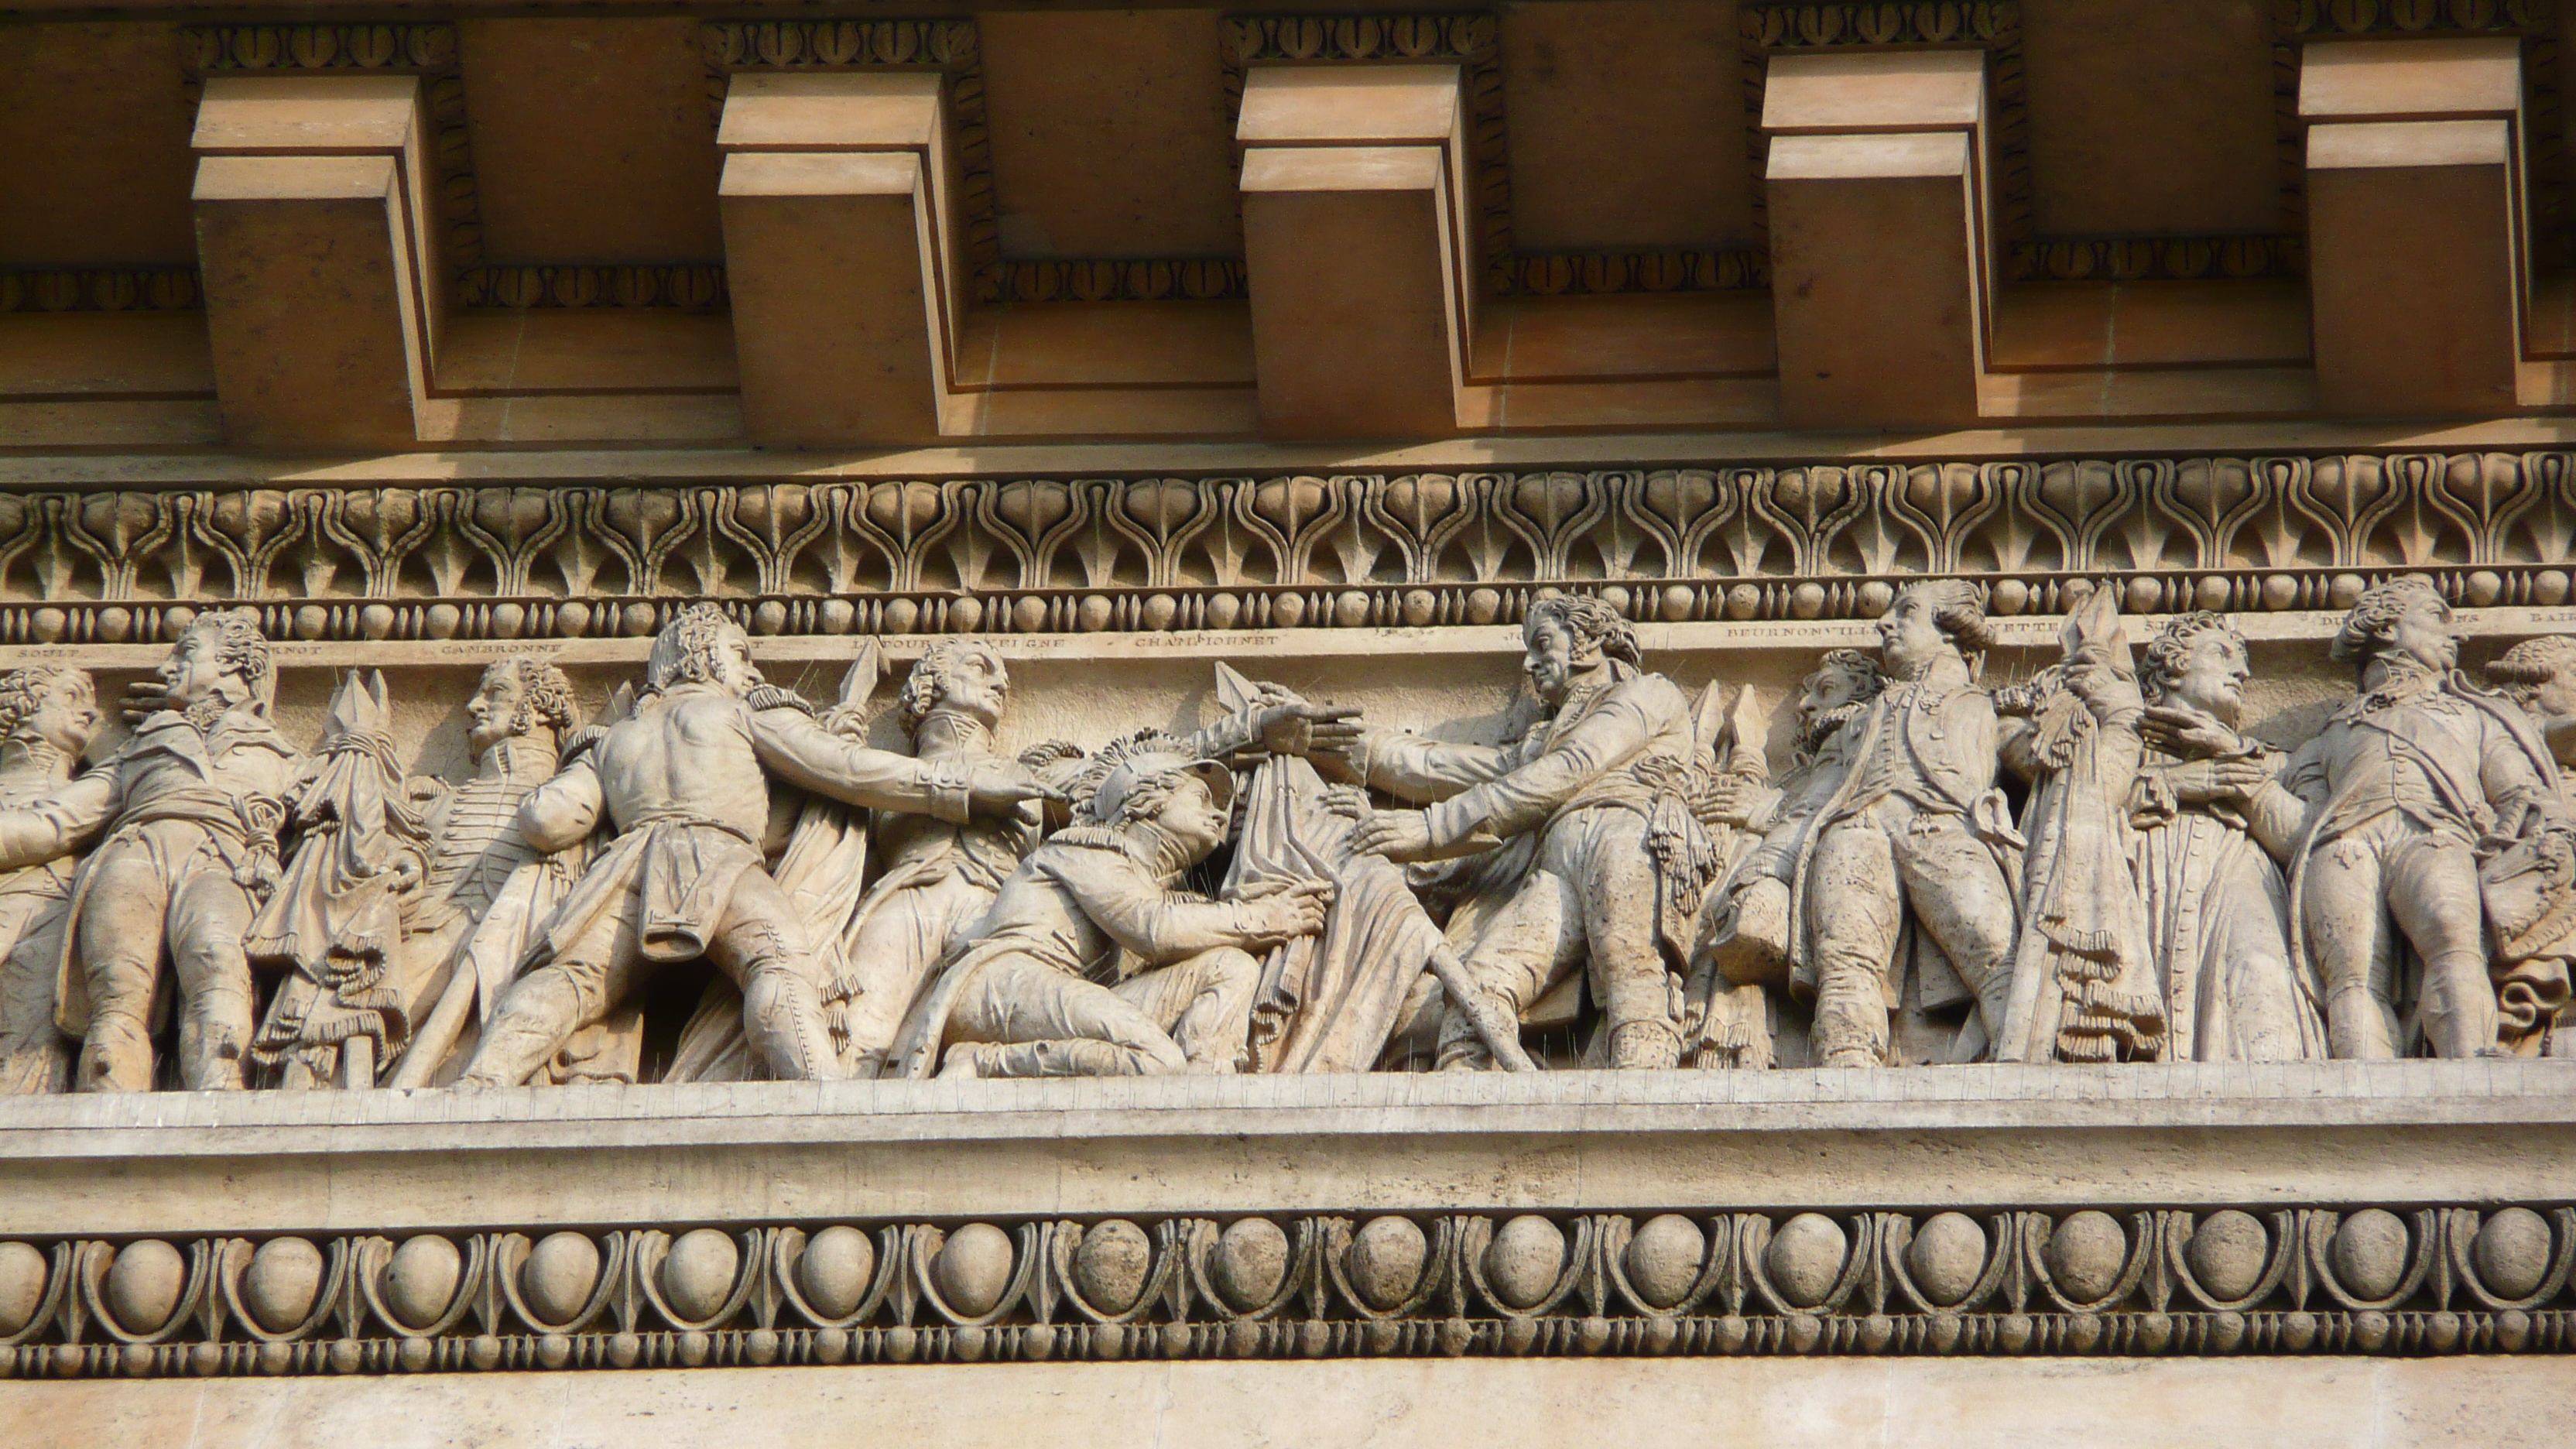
[0,454,2570,648]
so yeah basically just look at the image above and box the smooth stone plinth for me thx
[0,1354,2562,1448]
[0,1060,2570,1236]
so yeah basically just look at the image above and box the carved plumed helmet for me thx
[1077,730,1234,827]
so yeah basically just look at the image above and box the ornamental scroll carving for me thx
[0,456,2571,647]
[1,1201,2571,1375]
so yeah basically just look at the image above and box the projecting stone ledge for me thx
[3,1060,2569,1235]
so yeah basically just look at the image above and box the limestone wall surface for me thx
[2,1353,2558,1449]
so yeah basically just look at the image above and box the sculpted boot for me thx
[741,966,844,1081]
[457,971,585,1088]
[1605,1018,1682,1070]
[75,1009,157,1093]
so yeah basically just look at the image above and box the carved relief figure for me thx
[247,657,591,1090]
[1327,597,1708,1070]
[1989,589,2161,1063]
[389,656,598,1085]
[0,611,304,1091]
[0,669,103,1094]
[891,734,1328,1078]
[2478,635,2576,1054]
[2244,578,2573,1058]
[244,672,430,1088]
[457,605,1059,1086]
[2128,612,2325,1062]
[2487,635,2576,777]
[1773,581,2021,1067]
[828,642,1046,1077]
[1684,649,1885,1068]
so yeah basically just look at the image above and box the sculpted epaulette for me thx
[558,724,608,764]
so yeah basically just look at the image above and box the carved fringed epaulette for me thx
[746,684,814,716]
[559,725,608,765]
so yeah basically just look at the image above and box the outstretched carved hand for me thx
[1252,699,1365,758]
[964,761,1067,818]
[1235,879,1334,944]
[1345,808,1436,862]
[2139,704,2242,760]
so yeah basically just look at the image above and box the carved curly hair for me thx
[2137,611,2243,706]
[189,608,275,712]
[0,666,87,742]
[1810,648,1885,701]
[1893,579,1996,652]
[899,640,1009,737]
[485,656,577,736]
[2330,576,2446,666]
[1526,595,1643,670]
[2485,635,2576,704]
[645,604,744,693]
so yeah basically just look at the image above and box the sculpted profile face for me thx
[2524,649,2576,718]
[902,641,1009,735]
[2145,616,2252,726]
[1523,615,1581,707]
[467,664,528,754]
[648,605,764,697]
[0,668,99,760]
[29,672,99,758]
[937,648,1007,724]
[1520,597,1635,708]
[1150,771,1229,864]
[2485,636,2576,718]
[467,657,577,755]
[1799,652,1880,721]
[1876,581,1989,682]
[156,610,269,714]
[2535,662,2576,719]
[1876,588,1947,680]
[2386,591,2458,674]
[2335,578,2457,677]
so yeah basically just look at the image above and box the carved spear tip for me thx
[838,639,883,710]
[1724,683,1772,778]
[1212,660,1260,714]
[598,680,637,726]
[2059,581,2137,681]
